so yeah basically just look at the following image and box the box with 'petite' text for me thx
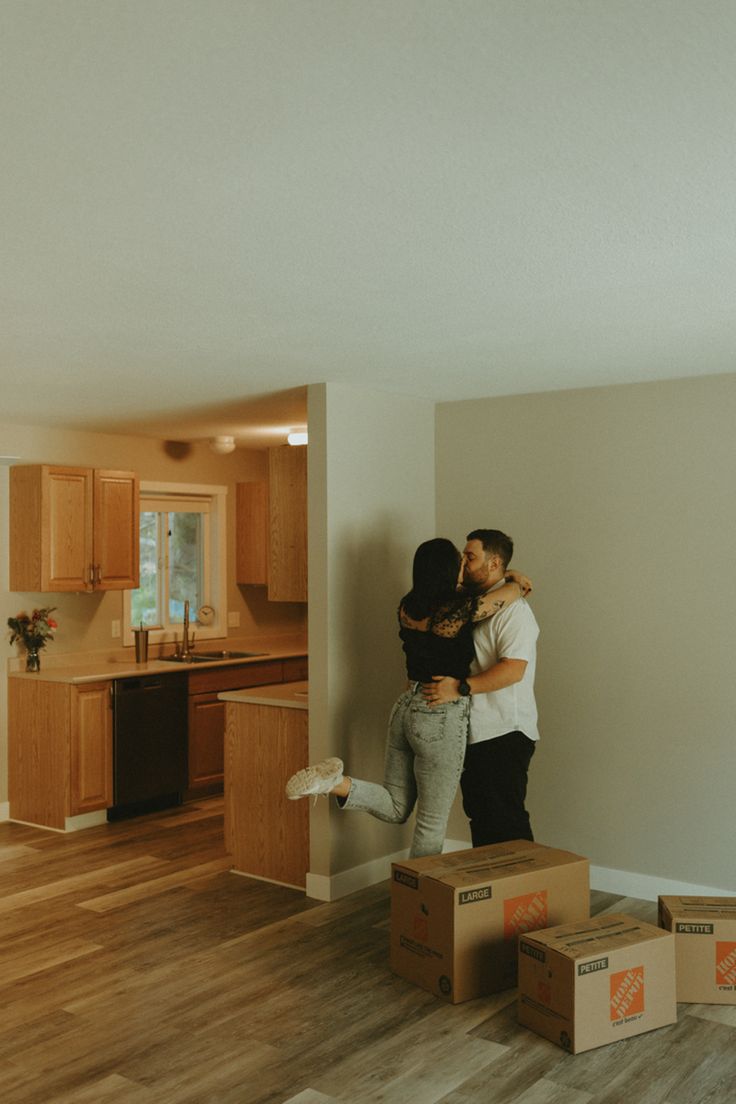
[659,896,736,1004]
[518,913,677,1053]
[390,839,589,1004]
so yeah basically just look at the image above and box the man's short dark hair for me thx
[466,529,514,570]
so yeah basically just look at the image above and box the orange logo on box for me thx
[503,890,548,940]
[716,941,736,986]
[413,913,428,942]
[610,966,645,1020]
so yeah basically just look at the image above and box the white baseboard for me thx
[305,837,733,904]
[591,864,734,901]
[305,837,472,901]
[6,809,108,834]
[0,802,9,822]
[64,810,108,832]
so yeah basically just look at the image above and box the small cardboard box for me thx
[659,895,736,1004]
[518,913,677,1053]
[390,839,589,1004]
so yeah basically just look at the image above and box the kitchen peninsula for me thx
[221,680,309,890]
[7,638,307,832]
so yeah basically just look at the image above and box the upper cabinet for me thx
[236,445,307,602]
[10,465,139,592]
[235,481,268,587]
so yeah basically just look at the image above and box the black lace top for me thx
[398,595,478,682]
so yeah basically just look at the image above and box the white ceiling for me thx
[2,1,735,448]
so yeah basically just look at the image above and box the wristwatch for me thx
[458,679,472,697]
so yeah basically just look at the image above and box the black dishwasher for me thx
[109,672,189,820]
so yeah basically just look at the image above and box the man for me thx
[422,529,539,846]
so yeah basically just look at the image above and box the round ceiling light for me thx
[209,435,236,454]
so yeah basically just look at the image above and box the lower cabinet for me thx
[71,682,113,815]
[187,692,226,793]
[9,679,113,830]
[185,656,308,799]
[8,654,308,828]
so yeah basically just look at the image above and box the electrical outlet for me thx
[111,619,121,638]
[227,611,240,628]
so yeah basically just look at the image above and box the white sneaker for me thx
[286,757,344,800]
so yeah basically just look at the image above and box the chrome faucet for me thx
[181,600,194,661]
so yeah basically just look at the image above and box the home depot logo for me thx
[610,966,645,1020]
[503,890,548,940]
[715,941,736,986]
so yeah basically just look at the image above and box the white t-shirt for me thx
[468,586,540,745]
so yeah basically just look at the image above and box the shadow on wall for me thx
[331,513,420,865]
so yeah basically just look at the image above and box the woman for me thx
[285,538,530,858]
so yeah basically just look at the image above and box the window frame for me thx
[123,481,228,648]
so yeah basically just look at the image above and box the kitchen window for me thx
[123,483,227,647]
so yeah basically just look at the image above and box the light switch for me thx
[111,619,121,638]
[227,611,240,628]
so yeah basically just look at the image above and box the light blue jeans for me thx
[339,684,470,858]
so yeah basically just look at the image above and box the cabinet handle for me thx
[95,563,101,584]
[88,564,95,586]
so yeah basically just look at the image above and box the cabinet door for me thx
[10,465,93,592]
[93,470,140,589]
[236,482,268,585]
[268,445,307,602]
[188,692,226,789]
[70,682,113,815]
[282,656,308,682]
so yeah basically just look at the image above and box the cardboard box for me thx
[518,913,677,1053]
[390,839,589,1004]
[659,895,736,1004]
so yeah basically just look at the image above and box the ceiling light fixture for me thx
[209,435,236,454]
[287,430,308,446]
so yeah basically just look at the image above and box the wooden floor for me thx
[1,803,735,1104]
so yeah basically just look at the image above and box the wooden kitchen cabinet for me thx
[185,657,307,798]
[268,445,307,602]
[70,682,114,815]
[235,446,307,600]
[235,481,269,585]
[9,465,139,592]
[9,678,113,830]
[187,691,226,793]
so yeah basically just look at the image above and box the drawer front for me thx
[187,659,284,695]
[282,656,308,682]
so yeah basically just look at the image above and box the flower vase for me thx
[26,646,41,673]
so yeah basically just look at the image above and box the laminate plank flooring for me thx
[1,803,735,1104]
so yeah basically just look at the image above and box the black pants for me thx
[460,731,536,847]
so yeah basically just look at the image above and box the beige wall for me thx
[0,420,307,803]
[436,373,736,889]
[308,382,435,877]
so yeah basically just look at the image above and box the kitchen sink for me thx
[160,650,268,663]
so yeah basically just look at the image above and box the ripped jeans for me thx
[338,684,470,858]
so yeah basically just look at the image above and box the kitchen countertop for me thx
[7,636,307,685]
[219,680,308,710]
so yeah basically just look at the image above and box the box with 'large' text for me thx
[659,896,736,1004]
[518,913,677,1053]
[390,839,589,1004]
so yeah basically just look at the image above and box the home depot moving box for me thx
[390,839,589,1004]
[518,913,677,1053]
[659,896,736,1004]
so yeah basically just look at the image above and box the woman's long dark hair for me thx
[401,538,462,620]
